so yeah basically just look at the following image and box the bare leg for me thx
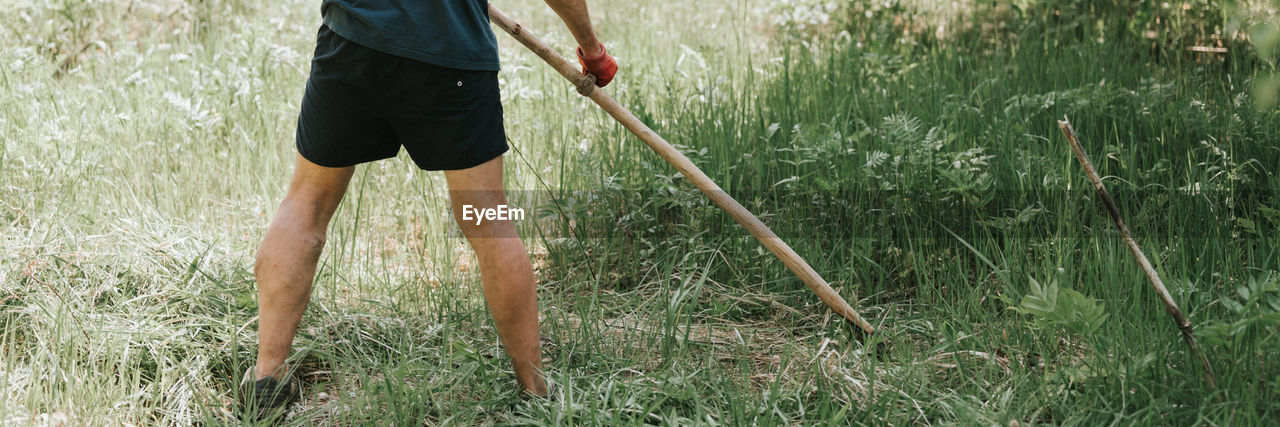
[444,155,546,395]
[254,154,355,380]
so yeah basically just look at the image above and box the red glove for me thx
[577,43,617,87]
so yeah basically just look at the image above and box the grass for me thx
[2,0,1279,424]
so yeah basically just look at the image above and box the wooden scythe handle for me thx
[1058,118,1216,389]
[488,5,875,334]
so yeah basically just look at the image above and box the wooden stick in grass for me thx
[488,5,876,335]
[1057,117,1217,389]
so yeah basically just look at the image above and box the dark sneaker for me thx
[239,368,300,420]
[519,379,558,402]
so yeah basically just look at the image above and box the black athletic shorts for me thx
[296,25,508,171]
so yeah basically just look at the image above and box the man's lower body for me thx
[245,25,545,411]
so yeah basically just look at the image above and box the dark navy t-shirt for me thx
[320,0,500,71]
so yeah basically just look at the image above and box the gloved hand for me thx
[577,43,617,87]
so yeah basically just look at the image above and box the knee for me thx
[297,232,328,254]
[458,221,517,243]
[255,226,327,272]
[454,206,521,240]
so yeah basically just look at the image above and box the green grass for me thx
[2,0,1279,424]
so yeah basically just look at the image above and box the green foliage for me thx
[1011,278,1109,336]
[1197,275,1280,349]
[1020,0,1229,42]
[1248,17,1280,108]
[1222,0,1280,108]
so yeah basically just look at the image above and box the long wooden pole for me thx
[488,5,875,334]
[1057,117,1217,389]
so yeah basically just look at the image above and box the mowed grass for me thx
[2,0,1279,424]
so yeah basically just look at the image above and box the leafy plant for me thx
[1011,278,1110,335]
[1197,275,1280,349]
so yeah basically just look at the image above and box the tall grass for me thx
[1,0,1277,424]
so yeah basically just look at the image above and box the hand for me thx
[577,43,617,87]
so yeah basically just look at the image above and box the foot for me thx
[519,379,557,402]
[238,368,300,420]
